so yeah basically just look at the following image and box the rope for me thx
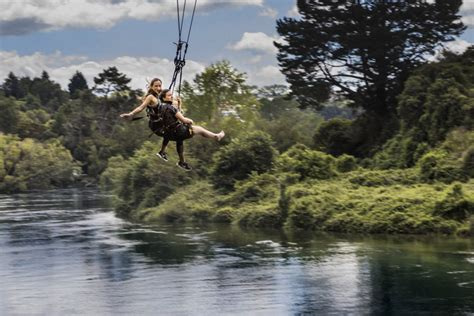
[169,0,197,96]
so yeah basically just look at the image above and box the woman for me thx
[157,88,225,171]
[120,77,174,159]
[120,77,163,133]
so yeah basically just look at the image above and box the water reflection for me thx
[0,189,473,315]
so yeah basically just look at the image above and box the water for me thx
[0,189,473,315]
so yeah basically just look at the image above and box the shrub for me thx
[211,131,277,192]
[336,154,357,172]
[313,118,355,156]
[418,150,466,183]
[0,134,80,192]
[433,184,474,221]
[276,144,337,180]
[463,146,474,178]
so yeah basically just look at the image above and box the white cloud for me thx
[286,4,299,17]
[248,55,263,64]
[259,6,278,19]
[0,0,264,35]
[443,38,472,53]
[431,38,472,60]
[228,32,282,54]
[461,0,474,27]
[0,50,205,91]
[246,65,286,87]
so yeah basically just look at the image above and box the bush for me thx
[99,141,195,212]
[313,118,355,156]
[336,154,357,172]
[276,144,337,180]
[0,134,80,192]
[418,150,466,183]
[136,181,217,223]
[211,131,277,192]
[348,168,419,187]
[237,202,283,228]
[463,146,474,178]
[433,184,474,221]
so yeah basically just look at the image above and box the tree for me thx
[181,60,258,122]
[313,118,356,156]
[93,66,131,98]
[2,72,24,98]
[68,71,89,98]
[28,72,66,109]
[276,0,465,114]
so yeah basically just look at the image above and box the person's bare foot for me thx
[216,131,225,141]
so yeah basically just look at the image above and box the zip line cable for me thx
[169,0,198,96]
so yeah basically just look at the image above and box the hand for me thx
[120,113,133,120]
[185,118,193,125]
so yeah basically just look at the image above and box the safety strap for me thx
[169,0,198,96]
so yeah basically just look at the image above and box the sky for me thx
[0,0,473,91]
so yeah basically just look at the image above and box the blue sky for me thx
[1,0,473,91]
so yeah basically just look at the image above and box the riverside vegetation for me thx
[1,1,473,236]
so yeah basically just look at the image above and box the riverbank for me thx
[129,169,474,236]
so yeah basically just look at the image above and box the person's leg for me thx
[175,140,192,171]
[157,137,169,161]
[192,125,225,141]
[160,138,169,153]
[176,140,185,163]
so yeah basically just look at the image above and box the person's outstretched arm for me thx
[120,95,154,120]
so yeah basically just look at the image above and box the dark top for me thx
[160,102,179,129]
[146,98,161,119]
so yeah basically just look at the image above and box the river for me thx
[1,189,473,315]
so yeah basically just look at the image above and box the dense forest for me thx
[1,1,473,235]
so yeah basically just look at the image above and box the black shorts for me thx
[165,124,193,141]
[149,119,165,137]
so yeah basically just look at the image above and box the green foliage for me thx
[375,49,474,168]
[418,149,466,183]
[211,131,277,192]
[348,168,419,187]
[225,173,280,206]
[0,96,20,134]
[135,181,217,223]
[68,71,89,98]
[463,146,474,178]
[2,72,25,98]
[276,0,464,114]
[0,134,79,192]
[286,179,469,234]
[100,141,195,215]
[313,118,355,156]
[277,144,336,181]
[336,154,357,173]
[93,66,131,98]
[237,202,283,228]
[257,106,323,153]
[433,184,474,221]
[373,133,428,169]
[181,60,258,122]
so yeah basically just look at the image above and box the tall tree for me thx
[276,0,465,114]
[181,60,257,122]
[2,72,23,98]
[68,71,89,98]
[93,66,131,98]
